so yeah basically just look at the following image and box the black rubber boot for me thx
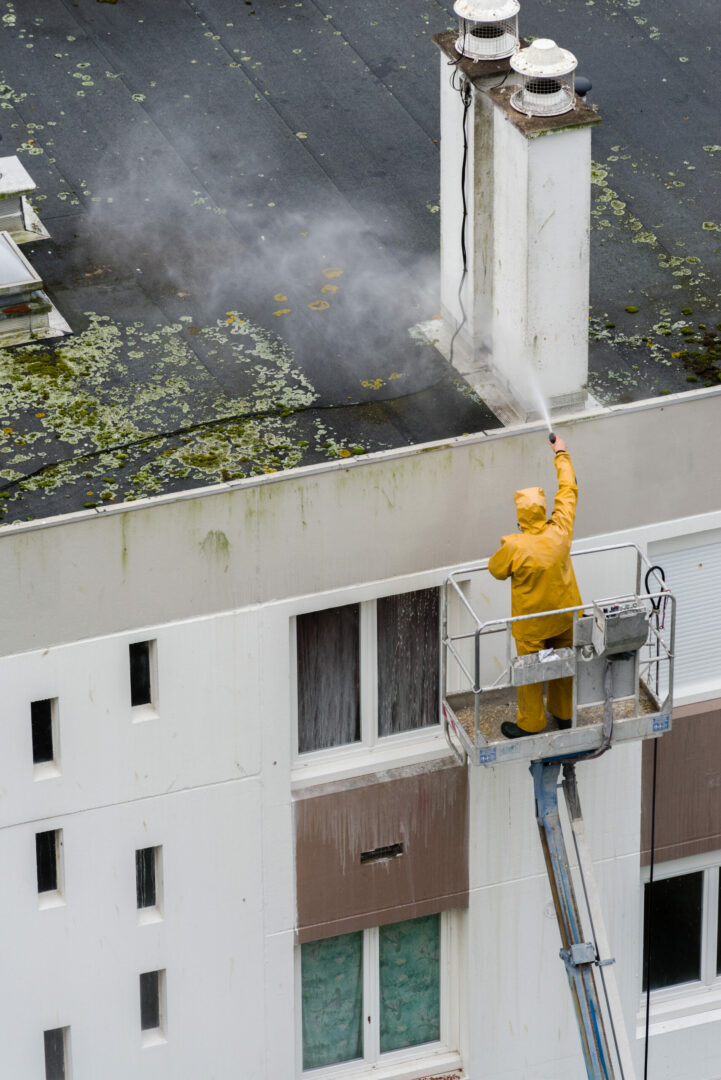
[550,715,572,731]
[501,721,538,739]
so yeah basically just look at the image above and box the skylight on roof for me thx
[0,231,41,294]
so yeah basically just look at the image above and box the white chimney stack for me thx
[436,30,600,422]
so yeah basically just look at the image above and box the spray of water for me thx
[526,369,553,434]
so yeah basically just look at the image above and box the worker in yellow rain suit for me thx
[488,436,581,738]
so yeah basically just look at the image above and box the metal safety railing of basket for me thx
[440,542,675,761]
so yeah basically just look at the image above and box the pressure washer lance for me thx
[549,433,557,445]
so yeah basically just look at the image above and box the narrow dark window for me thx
[716,877,721,977]
[129,642,152,707]
[44,1027,67,1080]
[36,830,59,893]
[140,970,162,1031]
[31,699,55,764]
[297,605,360,752]
[377,588,440,736]
[643,871,703,990]
[136,847,157,909]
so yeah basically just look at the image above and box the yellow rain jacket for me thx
[488,451,581,641]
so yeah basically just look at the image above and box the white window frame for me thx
[291,587,443,778]
[294,912,462,1080]
[638,850,721,1035]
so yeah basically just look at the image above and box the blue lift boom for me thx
[533,758,627,1080]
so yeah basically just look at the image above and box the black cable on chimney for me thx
[448,76,471,368]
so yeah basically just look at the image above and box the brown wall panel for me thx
[294,759,468,943]
[641,698,721,865]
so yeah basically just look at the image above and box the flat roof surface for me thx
[0,0,718,524]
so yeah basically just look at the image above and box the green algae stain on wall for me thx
[121,512,129,576]
[200,529,231,569]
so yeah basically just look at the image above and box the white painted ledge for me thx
[131,703,159,724]
[291,730,454,791]
[33,761,61,782]
[38,890,65,911]
[141,1028,167,1049]
[637,984,721,1037]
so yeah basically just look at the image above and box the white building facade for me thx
[3,389,721,1079]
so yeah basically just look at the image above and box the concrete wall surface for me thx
[1,389,720,659]
[0,782,266,1079]
[0,610,263,825]
[465,744,646,1079]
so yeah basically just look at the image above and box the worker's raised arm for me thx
[488,538,514,580]
[549,450,578,538]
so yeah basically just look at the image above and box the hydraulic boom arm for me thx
[532,759,636,1080]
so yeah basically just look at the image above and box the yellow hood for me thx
[514,487,547,534]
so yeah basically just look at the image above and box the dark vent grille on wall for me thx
[360,843,404,864]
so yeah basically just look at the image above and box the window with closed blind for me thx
[649,533,721,699]
[294,588,440,759]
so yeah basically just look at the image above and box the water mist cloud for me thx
[78,125,441,399]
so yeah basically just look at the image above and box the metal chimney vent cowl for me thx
[454,0,520,61]
[510,38,578,117]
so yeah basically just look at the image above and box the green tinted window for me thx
[301,932,363,1069]
[379,914,440,1052]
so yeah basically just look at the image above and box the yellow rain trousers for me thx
[488,451,581,733]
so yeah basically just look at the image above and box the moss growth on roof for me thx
[0,310,378,520]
